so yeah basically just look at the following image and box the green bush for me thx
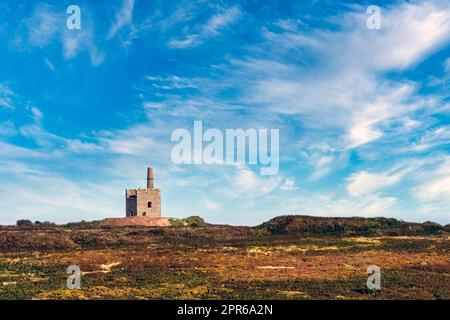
[169,216,206,227]
[16,219,33,228]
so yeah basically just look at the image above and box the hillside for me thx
[0,215,448,299]
[0,215,447,252]
[257,215,448,236]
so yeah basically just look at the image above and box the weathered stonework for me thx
[125,167,161,218]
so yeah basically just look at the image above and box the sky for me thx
[0,0,449,226]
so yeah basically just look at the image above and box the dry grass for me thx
[0,223,448,300]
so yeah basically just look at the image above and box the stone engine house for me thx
[126,167,161,217]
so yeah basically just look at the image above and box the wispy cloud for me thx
[23,4,60,47]
[409,126,450,151]
[107,0,135,44]
[414,158,450,201]
[227,166,281,196]
[280,178,297,191]
[0,84,15,109]
[445,57,450,73]
[168,5,241,48]
[204,197,222,211]
[43,57,55,71]
[15,3,105,65]
[0,162,121,224]
[61,16,105,65]
[347,158,435,196]
[0,120,15,136]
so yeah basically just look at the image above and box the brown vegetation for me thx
[0,215,448,299]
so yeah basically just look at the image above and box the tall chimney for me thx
[147,167,154,189]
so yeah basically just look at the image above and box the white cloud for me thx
[30,106,43,122]
[0,141,51,159]
[203,6,241,35]
[147,75,198,90]
[344,83,418,148]
[204,198,221,211]
[409,125,450,151]
[96,124,172,159]
[0,84,15,109]
[295,140,349,180]
[168,6,241,48]
[347,171,402,196]
[107,0,135,41]
[168,34,198,49]
[66,139,103,154]
[350,2,450,72]
[417,175,450,200]
[61,23,105,66]
[24,4,60,47]
[415,159,450,201]
[18,4,105,66]
[0,120,16,136]
[309,154,337,179]
[237,1,450,152]
[280,178,297,190]
[347,160,427,196]
[0,164,121,224]
[43,57,55,71]
[159,1,199,32]
[445,57,450,73]
[230,166,280,195]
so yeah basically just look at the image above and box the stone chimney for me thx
[147,167,154,189]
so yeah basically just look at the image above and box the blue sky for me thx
[0,0,449,225]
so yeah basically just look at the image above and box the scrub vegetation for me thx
[0,215,448,300]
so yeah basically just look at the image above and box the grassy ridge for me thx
[258,215,448,236]
[0,215,448,300]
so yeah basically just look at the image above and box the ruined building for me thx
[125,167,161,217]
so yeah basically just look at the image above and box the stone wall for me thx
[103,216,170,227]
[126,188,161,217]
[125,189,138,217]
